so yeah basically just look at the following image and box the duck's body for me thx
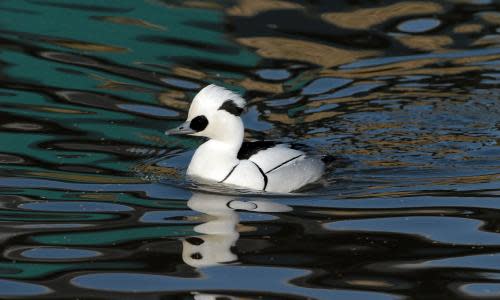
[188,140,324,193]
[167,84,325,193]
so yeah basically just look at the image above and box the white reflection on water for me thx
[182,192,291,268]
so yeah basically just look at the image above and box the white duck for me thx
[166,84,325,193]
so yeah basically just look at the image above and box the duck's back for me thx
[237,141,325,193]
[238,142,300,171]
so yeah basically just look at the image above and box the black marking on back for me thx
[237,141,277,160]
[185,237,204,245]
[190,115,208,131]
[266,154,304,174]
[218,100,243,116]
[251,161,268,191]
[219,164,239,183]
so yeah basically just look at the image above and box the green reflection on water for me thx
[0,89,125,120]
[0,0,261,181]
[0,209,116,222]
[1,0,258,77]
[33,225,194,245]
[0,261,142,279]
[1,188,188,209]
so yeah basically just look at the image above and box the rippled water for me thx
[0,0,499,299]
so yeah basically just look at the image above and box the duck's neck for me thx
[187,121,244,181]
[208,118,244,157]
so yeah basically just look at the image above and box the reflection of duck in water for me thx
[191,292,245,300]
[182,193,291,268]
[166,84,328,193]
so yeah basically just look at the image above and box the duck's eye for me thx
[190,115,208,131]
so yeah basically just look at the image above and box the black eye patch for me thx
[191,252,203,260]
[189,115,208,131]
[218,100,243,116]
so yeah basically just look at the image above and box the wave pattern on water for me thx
[0,0,499,299]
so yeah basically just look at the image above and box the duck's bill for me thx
[165,122,196,135]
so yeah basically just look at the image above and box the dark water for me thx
[0,0,499,299]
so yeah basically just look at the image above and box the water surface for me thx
[0,0,499,299]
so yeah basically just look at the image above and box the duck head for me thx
[166,84,246,144]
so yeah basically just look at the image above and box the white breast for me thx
[187,140,239,182]
[223,160,265,191]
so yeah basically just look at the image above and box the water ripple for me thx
[1,0,500,298]
[71,267,401,300]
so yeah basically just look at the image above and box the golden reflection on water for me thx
[366,160,419,167]
[266,112,296,125]
[78,192,118,201]
[237,37,379,68]
[175,0,224,10]
[358,133,487,154]
[303,111,344,123]
[433,174,500,186]
[345,279,397,289]
[479,11,500,25]
[31,106,90,115]
[231,78,284,94]
[91,74,156,93]
[227,0,303,17]
[473,35,500,47]
[393,34,453,52]
[48,39,128,53]
[321,55,499,79]
[321,1,444,30]
[453,23,483,34]
[92,16,166,31]
[170,66,207,80]
[134,164,182,179]
[27,171,143,184]
[158,91,190,111]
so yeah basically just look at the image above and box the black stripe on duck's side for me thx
[237,141,278,160]
[251,161,268,191]
[219,164,239,183]
[265,154,304,174]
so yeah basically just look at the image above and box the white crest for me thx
[188,84,245,119]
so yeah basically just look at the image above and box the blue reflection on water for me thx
[397,18,441,33]
[301,78,352,95]
[342,47,500,69]
[71,267,400,300]
[0,279,51,296]
[327,216,500,245]
[20,201,133,212]
[21,247,101,260]
[460,283,500,297]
